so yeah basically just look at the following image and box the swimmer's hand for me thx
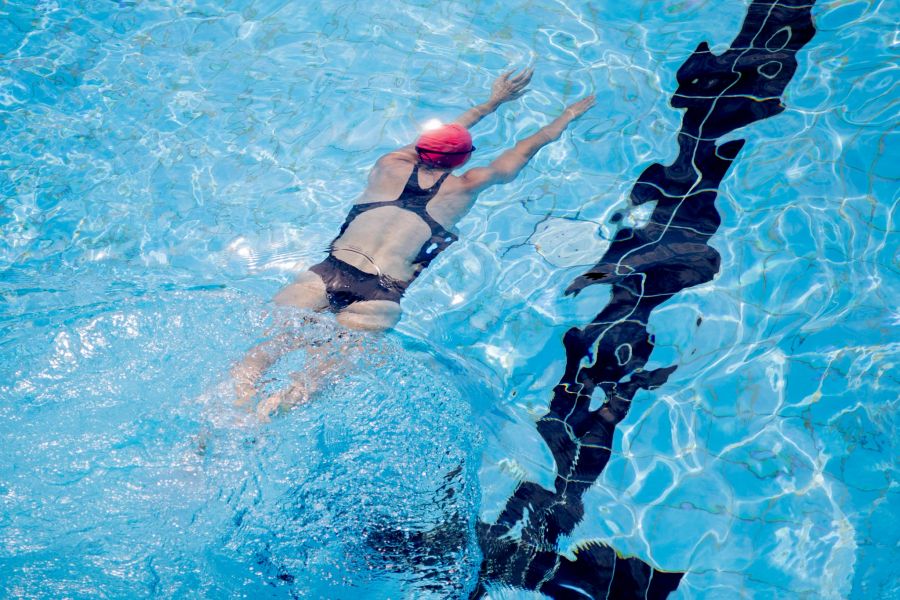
[490,68,534,104]
[454,68,533,129]
[563,95,596,120]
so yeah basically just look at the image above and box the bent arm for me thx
[464,95,596,191]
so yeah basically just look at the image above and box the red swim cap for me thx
[415,123,475,169]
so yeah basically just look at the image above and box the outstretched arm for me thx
[454,68,533,129]
[375,68,533,165]
[462,95,596,191]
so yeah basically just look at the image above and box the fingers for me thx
[572,94,596,108]
[520,68,534,88]
[563,94,597,119]
[509,67,534,86]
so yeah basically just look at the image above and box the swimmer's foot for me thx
[232,365,261,406]
[256,375,319,421]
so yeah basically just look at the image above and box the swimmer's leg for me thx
[255,305,398,417]
[233,329,308,406]
[336,300,402,331]
[273,270,330,310]
[255,372,316,420]
[233,270,329,405]
[255,329,366,419]
[235,296,399,418]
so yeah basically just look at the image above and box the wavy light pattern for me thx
[1,1,896,598]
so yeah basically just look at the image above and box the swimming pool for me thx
[1,0,896,598]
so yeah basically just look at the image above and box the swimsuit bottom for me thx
[309,254,407,313]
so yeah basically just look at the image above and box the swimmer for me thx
[235,68,594,413]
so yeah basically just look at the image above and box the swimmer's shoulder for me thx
[454,166,496,194]
[365,148,417,188]
[375,147,418,170]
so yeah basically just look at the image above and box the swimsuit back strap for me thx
[403,162,423,192]
[432,171,451,191]
[405,162,450,195]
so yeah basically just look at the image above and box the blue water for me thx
[1,1,897,598]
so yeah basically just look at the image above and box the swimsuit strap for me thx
[336,163,450,235]
[331,244,383,276]
[402,162,450,197]
[331,162,456,266]
[433,170,451,190]
[402,161,422,193]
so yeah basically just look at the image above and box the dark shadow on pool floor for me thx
[472,1,818,598]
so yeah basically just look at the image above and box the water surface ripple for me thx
[1,1,897,599]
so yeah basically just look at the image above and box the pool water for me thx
[1,1,897,598]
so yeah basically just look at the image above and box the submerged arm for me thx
[463,95,596,190]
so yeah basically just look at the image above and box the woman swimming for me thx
[234,68,594,411]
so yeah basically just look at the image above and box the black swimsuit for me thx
[310,162,458,312]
